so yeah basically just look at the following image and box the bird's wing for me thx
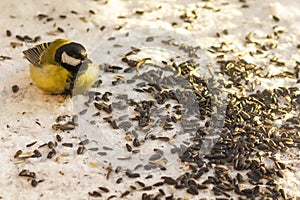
[23,42,51,67]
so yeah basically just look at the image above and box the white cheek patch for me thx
[61,52,81,66]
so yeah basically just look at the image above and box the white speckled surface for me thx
[0,0,299,199]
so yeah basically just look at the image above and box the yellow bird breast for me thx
[30,64,70,94]
[72,63,100,95]
[30,63,99,95]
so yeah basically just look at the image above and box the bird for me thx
[23,38,100,95]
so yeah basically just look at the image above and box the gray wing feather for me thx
[23,42,51,66]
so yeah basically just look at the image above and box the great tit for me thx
[23,38,100,95]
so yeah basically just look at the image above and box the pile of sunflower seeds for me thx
[72,32,299,199]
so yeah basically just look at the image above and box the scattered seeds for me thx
[6,30,12,37]
[77,146,86,155]
[12,85,19,93]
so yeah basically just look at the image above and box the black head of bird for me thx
[55,42,88,73]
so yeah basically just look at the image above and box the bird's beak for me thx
[81,58,92,64]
